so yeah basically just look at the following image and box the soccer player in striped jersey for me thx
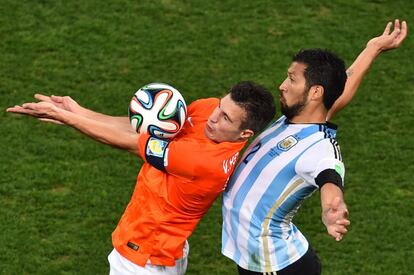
[222,20,407,275]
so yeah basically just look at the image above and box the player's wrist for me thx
[365,40,385,56]
[55,108,74,125]
[75,105,89,116]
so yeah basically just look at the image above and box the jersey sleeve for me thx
[163,138,200,178]
[295,138,345,189]
[138,135,230,179]
[137,134,170,171]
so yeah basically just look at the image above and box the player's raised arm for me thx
[327,19,408,120]
[35,93,132,131]
[7,101,140,156]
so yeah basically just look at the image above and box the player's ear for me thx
[240,129,254,140]
[309,85,324,101]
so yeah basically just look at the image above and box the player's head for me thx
[205,81,275,143]
[279,49,347,119]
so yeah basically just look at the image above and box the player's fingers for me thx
[383,21,392,35]
[6,105,23,112]
[396,21,408,45]
[335,235,343,242]
[7,106,36,115]
[38,118,63,124]
[401,21,408,34]
[335,225,348,235]
[51,95,64,103]
[35,93,52,102]
[334,229,346,241]
[394,19,400,32]
[390,19,401,38]
[328,228,344,241]
[336,218,350,226]
[22,102,38,110]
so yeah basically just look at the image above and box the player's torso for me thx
[221,118,333,270]
[113,99,243,265]
[225,119,331,213]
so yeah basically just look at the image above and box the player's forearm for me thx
[342,44,382,104]
[57,109,139,155]
[77,107,131,130]
[327,44,382,120]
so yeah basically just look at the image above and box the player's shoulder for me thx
[188,98,219,114]
[167,138,242,183]
[196,141,243,176]
[296,136,344,178]
[297,137,342,169]
[309,136,340,156]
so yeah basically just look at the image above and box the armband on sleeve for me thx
[144,137,169,172]
[315,169,343,191]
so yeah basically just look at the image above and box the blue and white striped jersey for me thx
[221,116,345,272]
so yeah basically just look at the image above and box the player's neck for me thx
[290,108,327,124]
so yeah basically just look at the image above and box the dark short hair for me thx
[293,49,347,110]
[229,81,276,134]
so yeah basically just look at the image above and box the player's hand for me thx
[34,94,82,114]
[322,197,350,241]
[7,101,63,124]
[367,19,407,52]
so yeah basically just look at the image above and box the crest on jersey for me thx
[146,137,168,157]
[277,136,298,151]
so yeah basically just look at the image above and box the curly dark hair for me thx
[229,81,276,134]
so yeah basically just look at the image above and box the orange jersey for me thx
[112,98,246,266]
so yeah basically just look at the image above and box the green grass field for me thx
[1,0,413,274]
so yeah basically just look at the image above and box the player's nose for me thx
[279,78,288,92]
[209,107,220,123]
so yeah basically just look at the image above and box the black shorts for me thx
[237,246,321,275]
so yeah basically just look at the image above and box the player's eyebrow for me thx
[219,98,234,123]
[287,71,295,78]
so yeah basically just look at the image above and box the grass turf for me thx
[1,0,413,274]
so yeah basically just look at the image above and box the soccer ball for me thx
[128,83,187,139]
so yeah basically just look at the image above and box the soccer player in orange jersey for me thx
[7,81,276,274]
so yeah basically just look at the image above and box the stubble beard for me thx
[280,91,309,120]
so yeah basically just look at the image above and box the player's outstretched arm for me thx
[320,183,350,241]
[7,101,140,156]
[35,94,131,131]
[327,19,408,120]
